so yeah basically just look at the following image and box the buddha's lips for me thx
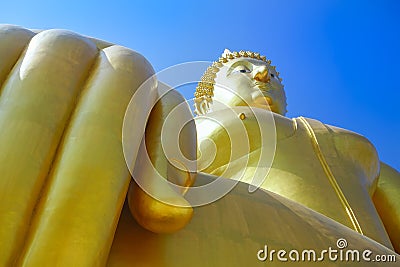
[253,82,281,113]
[253,95,279,113]
[253,94,269,104]
[255,81,269,90]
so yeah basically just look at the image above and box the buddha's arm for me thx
[326,125,380,193]
[327,125,399,251]
[373,162,400,253]
[128,86,196,233]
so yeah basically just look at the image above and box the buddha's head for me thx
[194,49,287,116]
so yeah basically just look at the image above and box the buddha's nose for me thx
[253,66,270,83]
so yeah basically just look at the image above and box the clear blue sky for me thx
[1,0,399,170]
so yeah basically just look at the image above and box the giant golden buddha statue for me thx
[0,25,399,266]
[193,49,400,253]
[107,51,400,266]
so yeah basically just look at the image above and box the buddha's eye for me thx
[233,65,251,74]
[271,73,275,78]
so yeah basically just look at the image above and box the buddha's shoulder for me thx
[302,117,378,156]
[196,108,376,146]
[195,107,296,140]
[297,117,380,181]
[195,109,378,160]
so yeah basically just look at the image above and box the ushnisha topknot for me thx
[194,49,282,102]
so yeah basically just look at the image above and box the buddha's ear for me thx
[222,48,231,57]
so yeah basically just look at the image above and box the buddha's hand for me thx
[128,86,196,233]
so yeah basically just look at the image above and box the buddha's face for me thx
[213,57,287,115]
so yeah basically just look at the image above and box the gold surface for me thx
[128,87,196,233]
[373,162,400,252]
[1,25,399,266]
[107,174,400,267]
[0,26,99,265]
[0,25,198,266]
[298,116,363,235]
[196,107,394,250]
[196,51,400,253]
[194,51,399,253]
[17,44,155,266]
[0,25,155,266]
